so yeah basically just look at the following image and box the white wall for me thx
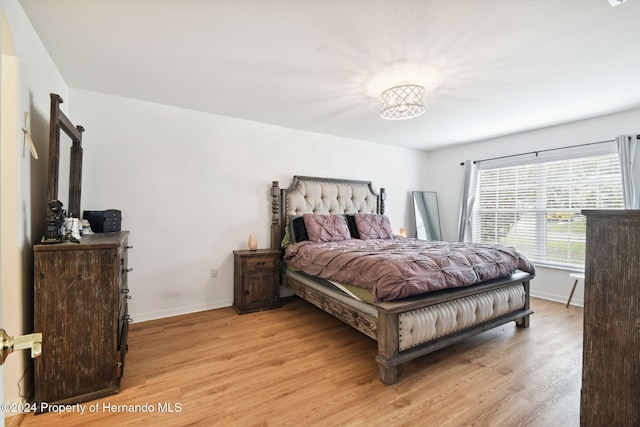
[1,0,69,408]
[425,107,640,305]
[69,89,426,322]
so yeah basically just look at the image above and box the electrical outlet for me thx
[210,268,218,278]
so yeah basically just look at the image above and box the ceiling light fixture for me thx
[380,83,426,120]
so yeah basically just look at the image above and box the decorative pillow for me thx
[303,214,351,242]
[344,214,360,239]
[355,213,394,240]
[289,215,309,244]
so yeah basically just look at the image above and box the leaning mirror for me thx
[412,191,442,241]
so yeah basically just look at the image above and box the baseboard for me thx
[133,298,234,323]
[3,395,29,427]
[531,290,583,307]
[5,413,26,427]
[131,291,583,324]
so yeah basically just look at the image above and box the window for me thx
[472,151,624,269]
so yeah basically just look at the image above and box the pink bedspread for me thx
[284,238,536,302]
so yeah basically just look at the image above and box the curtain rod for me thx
[459,138,617,166]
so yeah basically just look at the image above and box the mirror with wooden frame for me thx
[47,93,84,218]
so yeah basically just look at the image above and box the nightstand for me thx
[233,249,280,314]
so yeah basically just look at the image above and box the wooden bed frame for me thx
[270,176,534,385]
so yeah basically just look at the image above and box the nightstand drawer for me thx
[244,254,278,271]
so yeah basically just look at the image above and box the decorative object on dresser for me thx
[272,176,534,385]
[581,210,639,426]
[34,231,132,411]
[84,209,122,233]
[233,249,280,314]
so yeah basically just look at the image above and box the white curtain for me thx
[617,134,640,209]
[457,161,478,242]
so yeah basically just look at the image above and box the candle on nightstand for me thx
[248,234,257,250]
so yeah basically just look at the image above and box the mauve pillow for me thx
[303,214,351,242]
[355,213,394,240]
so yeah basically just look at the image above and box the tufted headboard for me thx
[270,176,385,250]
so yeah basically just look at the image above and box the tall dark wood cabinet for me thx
[581,210,639,426]
[34,231,132,408]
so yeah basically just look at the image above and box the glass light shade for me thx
[380,84,426,120]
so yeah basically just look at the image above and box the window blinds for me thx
[472,153,624,268]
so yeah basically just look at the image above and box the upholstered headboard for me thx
[270,176,385,250]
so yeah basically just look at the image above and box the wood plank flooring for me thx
[16,297,583,426]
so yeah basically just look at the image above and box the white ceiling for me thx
[18,0,640,151]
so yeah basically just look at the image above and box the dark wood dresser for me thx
[581,210,639,426]
[233,249,280,314]
[34,231,132,408]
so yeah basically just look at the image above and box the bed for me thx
[270,176,535,385]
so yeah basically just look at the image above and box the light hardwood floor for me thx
[16,297,583,426]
